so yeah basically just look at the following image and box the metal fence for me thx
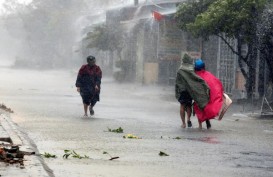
[217,36,236,95]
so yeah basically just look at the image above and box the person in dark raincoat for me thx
[175,54,210,128]
[76,55,102,117]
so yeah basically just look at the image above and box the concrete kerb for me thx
[0,113,54,177]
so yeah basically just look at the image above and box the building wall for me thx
[157,17,189,85]
[144,63,159,84]
[236,70,246,90]
[157,18,184,61]
[104,2,255,94]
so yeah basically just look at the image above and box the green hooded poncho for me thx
[175,54,210,109]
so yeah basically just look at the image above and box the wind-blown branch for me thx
[215,34,239,55]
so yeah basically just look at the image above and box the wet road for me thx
[0,68,273,177]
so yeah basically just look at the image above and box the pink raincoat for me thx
[194,70,224,122]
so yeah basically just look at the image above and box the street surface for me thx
[0,67,273,177]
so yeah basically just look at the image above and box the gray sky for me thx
[0,0,32,15]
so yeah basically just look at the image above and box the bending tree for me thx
[257,5,273,96]
[2,0,88,68]
[176,0,268,99]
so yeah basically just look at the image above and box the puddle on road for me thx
[235,151,273,171]
[236,163,273,171]
[240,151,258,155]
[63,95,75,97]
[186,137,220,144]
[264,130,273,134]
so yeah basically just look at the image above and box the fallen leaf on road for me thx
[107,127,124,133]
[159,151,169,156]
[103,151,119,160]
[123,134,141,139]
[41,152,57,158]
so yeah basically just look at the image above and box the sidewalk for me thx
[0,111,53,177]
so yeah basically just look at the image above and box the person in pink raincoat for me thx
[193,59,224,129]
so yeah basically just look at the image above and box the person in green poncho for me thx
[175,54,210,128]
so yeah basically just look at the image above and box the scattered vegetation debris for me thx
[103,151,119,160]
[0,103,14,113]
[0,144,34,167]
[123,134,141,139]
[107,127,123,133]
[173,137,183,140]
[159,151,169,156]
[63,150,89,159]
[41,152,57,158]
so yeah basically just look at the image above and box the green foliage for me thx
[123,134,141,139]
[190,0,266,41]
[85,24,109,51]
[175,0,270,98]
[173,137,183,140]
[176,0,267,41]
[175,0,216,32]
[41,152,57,158]
[84,23,125,56]
[107,127,124,133]
[63,150,89,159]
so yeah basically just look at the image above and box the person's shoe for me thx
[206,120,211,129]
[89,107,94,116]
[187,121,192,128]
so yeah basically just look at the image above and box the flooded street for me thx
[0,67,273,177]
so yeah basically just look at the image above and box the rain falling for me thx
[0,0,273,177]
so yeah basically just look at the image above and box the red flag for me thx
[152,11,163,21]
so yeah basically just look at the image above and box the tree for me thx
[84,23,125,61]
[176,0,268,99]
[1,0,135,69]
[175,0,216,58]
[257,4,273,95]
[2,0,88,68]
[175,0,216,32]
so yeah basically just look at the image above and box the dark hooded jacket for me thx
[76,64,102,100]
[175,54,210,109]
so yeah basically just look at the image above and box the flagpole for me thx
[157,19,160,60]
[151,11,163,61]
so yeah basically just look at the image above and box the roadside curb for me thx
[0,114,23,146]
[0,113,54,177]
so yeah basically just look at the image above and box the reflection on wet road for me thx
[187,136,220,144]
[0,68,273,177]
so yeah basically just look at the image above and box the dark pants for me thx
[80,92,98,106]
[178,91,192,107]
